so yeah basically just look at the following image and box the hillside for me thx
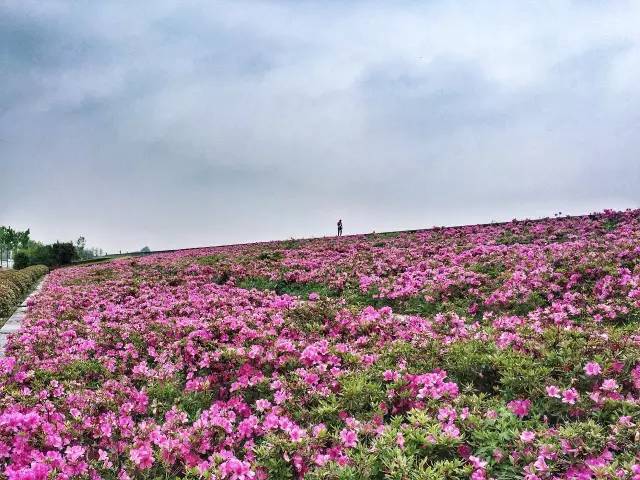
[2,209,640,479]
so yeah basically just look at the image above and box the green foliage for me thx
[0,225,30,268]
[465,407,523,474]
[509,291,548,316]
[557,420,607,454]
[0,264,48,318]
[343,287,396,311]
[441,340,499,394]
[293,372,386,428]
[282,238,302,250]
[254,438,296,479]
[238,276,339,298]
[304,412,471,480]
[469,261,506,278]
[337,371,386,418]
[256,250,284,261]
[496,230,533,245]
[286,300,336,334]
[344,286,478,318]
[65,268,116,286]
[440,340,551,398]
[147,379,215,421]
[61,359,108,387]
[33,359,108,390]
[12,251,30,270]
[602,217,620,232]
[15,241,78,268]
[196,254,226,266]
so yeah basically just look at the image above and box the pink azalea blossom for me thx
[507,399,531,418]
[520,431,536,443]
[339,428,358,448]
[546,385,561,398]
[584,362,602,376]
[562,388,579,405]
[129,443,154,470]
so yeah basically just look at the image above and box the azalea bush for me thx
[0,265,48,318]
[1,209,640,479]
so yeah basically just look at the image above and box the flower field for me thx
[2,209,640,479]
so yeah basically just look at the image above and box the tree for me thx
[13,251,30,270]
[140,246,151,253]
[0,227,7,268]
[0,227,31,268]
[17,229,30,249]
[0,226,16,268]
[51,242,77,266]
[76,236,87,260]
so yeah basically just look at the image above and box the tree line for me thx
[0,225,104,270]
[0,227,31,268]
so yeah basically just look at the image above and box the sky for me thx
[1,0,639,252]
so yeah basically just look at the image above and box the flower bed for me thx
[0,265,48,320]
[1,210,640,479]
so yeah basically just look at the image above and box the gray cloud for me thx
[1,0,639,251]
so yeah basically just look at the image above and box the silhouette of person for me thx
[337,219,343,237]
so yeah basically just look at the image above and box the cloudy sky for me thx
[1,1,639,252]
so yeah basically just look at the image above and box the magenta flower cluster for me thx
[1,209,640,478]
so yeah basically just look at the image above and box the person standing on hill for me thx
[337,219,343,237]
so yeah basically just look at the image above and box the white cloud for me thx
[1,0,639,250]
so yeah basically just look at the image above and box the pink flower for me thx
[308,292,319,301]
[289,427,306,442]
[65,445,86,462]
[339,428,358,448]
[130,443,154,470]
[520,431,536,443]
[219,458,255,479]
[312,423,327,437]
[396,432,405,448]
[383,370,400,382]
[255,399,272,412]
[546,385,561,398]
[601,378,619,391]
[618,415,634,427]
[562,388,579,405]
[534,456,549,472]
[469,455,488,469]
[471,470,487,480]
[584,362,602,376]
[507,399,531,418]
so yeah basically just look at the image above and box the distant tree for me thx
[0,226,24,268]
[20,241,51,266]
[51,242,77,266]
[76,236,87,259]
[17,229,30,249]
[0,227,7,267]
[13,251,30,270]
[140,246,151,253]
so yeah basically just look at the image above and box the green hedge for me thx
[0,265,48,318]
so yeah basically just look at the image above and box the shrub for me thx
[13,242,77,268]
[0,264,48,317]
[50,242,77,266]
[239,276,339,298]
[12,251,30,270]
